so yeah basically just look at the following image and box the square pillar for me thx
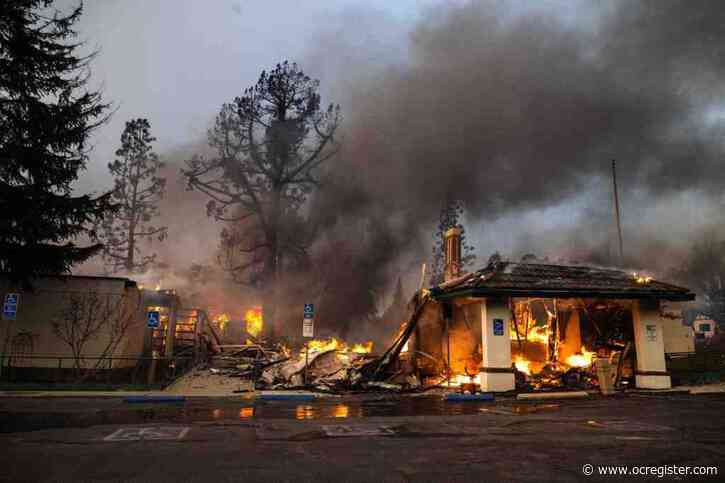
[480,298,515,392]
[632,300,671,389]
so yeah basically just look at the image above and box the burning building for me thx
[401,228,695,392]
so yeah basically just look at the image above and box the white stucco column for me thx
[632,300,671,389]
[480,298,515,392]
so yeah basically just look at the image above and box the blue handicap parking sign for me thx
[303,303,314,317]
[147,311,160,328]
[3,293,19,320]
[493,318,504,336]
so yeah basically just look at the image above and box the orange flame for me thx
[510,324,549,344]
[513,355,531,375]
[214,313,230,332]
[301,337,373,356]
[351,341,374,354]
[447,373,481,387]
[565,346,596,368]
[244,307,263,337]
[633,272,653,284]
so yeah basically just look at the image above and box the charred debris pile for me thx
[204,336,419,394]
[202,286,614,394]
[199,290,446,394]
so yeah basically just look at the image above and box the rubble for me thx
[515,362,600,392]
[192,336,400,393]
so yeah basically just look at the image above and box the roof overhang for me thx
[431,287,696,302]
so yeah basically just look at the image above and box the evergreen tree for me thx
[429,198,476,285]
[100,118,167,273]
[0,1,112,283]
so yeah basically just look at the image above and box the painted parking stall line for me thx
[103,426,191,441]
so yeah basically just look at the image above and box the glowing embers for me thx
[244,307,263,337]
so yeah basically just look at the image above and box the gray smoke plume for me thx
[80,1,725,338]
[309,0,725,284]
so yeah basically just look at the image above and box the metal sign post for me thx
[303,304,314,385]
[0,293,20,379]
[304,341,309,386]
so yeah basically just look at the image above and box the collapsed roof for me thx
[430,261,695,302]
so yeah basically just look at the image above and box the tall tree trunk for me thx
[263,186,282,338]
[126,224,135,272]
[126,159,141,272]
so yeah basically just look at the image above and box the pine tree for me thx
[429,198,476,285]
[183,61,340,337]
[0,1,112,283]
[100,118,167,273]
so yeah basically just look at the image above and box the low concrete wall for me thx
[1,276,146,370]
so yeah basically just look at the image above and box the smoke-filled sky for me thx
[65,0,725,299]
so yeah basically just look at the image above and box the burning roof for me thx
[431,261,695,301]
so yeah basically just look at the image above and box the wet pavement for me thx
[1,393,531,433]
[1,392,724,482]
[0,390,719,432]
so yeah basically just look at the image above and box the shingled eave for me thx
[431,286,696,302]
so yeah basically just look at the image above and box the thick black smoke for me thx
[311,0,725,282]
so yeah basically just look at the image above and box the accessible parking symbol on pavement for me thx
[321,425,395,437]
[103,426,190,441]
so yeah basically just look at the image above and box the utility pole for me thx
[611,160,624,265]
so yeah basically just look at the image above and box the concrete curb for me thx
[0,391,252,398]
[124,395,186,403]
[517,391,589,400]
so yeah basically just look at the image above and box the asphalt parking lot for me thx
[1,392,723,482]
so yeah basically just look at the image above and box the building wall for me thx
[1,276,147,369]
[662,320,695,354]
[632,299,671,389]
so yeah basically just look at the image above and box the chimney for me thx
[444,227,462,282]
